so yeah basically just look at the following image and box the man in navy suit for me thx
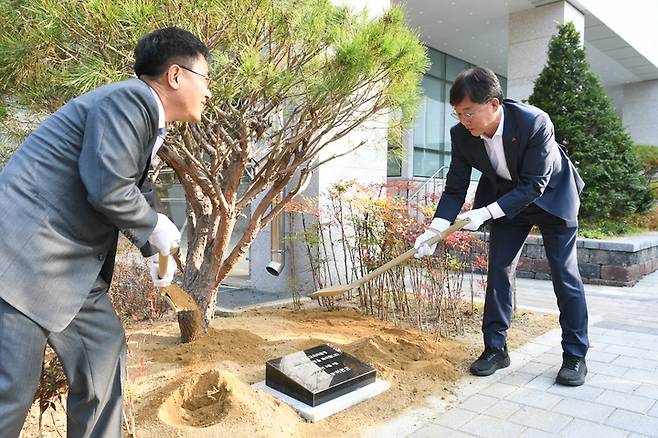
[414,67,589,386]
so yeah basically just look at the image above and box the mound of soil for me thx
[159,370,299,433]
[19,304,558,437]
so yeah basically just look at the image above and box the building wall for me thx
[622,79,658,146]
[507,1,584,101]
[249,0,391,293]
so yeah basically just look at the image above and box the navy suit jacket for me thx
[434,99,584,227]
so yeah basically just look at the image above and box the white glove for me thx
[148,213,181,255]
[457,207,492,231]
[413,218,450,258]
[149,255,176,287]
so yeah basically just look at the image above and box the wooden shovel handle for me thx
[158,253,170,279]
[158,246,180,279]
[349,218,471,290]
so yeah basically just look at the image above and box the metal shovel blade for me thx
[158,253,199,312]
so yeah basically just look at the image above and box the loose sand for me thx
[21,304,558,437]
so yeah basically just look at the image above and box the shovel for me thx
[157,252,200,312]
[307,218,470,298]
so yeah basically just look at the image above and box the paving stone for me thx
[526,375,557,391]
[534,352,564,366]
[624,369,658,386]
[384,270,658,438]
[518,429,556,438]
[484,399,523,420]
[588,375,641,393]
[531,330,563,346]
[587,350,620,363]
[506,388,562,409]
[611,356,658,371]
[460,414,526,437]
[588,361,630,377]
[508,405,572,433]
[443,430,479,438]
[547,382,605,401]
[634,384,658,400]
[605,409,658,436]
[433,408,478,430]
[499,372,537,387]
[596,390,655,414]
[407,423,456,438]
[479,382,518,399]
[459,394,499,414]
[518,361,552,375]
[552,398,615,423]
[648,402,658,418]
[559,418,630,438]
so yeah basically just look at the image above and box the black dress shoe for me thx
[556,353,587,386]
[469,346,511,376]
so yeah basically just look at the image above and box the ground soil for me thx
[21,302,558,438]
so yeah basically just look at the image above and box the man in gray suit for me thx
[0,27,212,436]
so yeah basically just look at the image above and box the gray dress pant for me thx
[0,279,125,438]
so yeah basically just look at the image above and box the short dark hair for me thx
[449,66,504,106]
[134,27,211,77]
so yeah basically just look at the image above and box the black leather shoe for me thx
[469,346,511,376]
[556,353,587,386]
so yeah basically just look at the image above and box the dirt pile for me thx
[345,330,463,381]
[158,369,300,436]
[148,328,270,366]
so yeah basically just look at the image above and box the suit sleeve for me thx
[78,88,158,248]
[139,176,159,257]
[496,113,554,218]
[434,132,472,222]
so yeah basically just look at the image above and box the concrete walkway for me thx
[369,270,658,438]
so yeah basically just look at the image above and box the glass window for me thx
[413,149,442,178]
[426,47,445,79]
[412,75,444,177]
[403,49,504,181]
[446,56,471,81]
[387,151,402,177]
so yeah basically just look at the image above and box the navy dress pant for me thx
[482,203,589,357]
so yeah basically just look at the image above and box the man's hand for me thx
[149,254,176,287]
[457,207,492,231]
[413,218,451,258]
[148,213,181,255]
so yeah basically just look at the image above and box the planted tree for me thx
[528,22,652,219]
[0,0,427,341]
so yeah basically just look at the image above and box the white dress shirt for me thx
[480,107,508,219]
[148,87,166,162]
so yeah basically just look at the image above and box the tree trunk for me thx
[177,309,204,343]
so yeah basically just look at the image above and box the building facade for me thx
[243,0,658,292]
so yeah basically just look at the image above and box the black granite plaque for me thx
[265,343,376,407]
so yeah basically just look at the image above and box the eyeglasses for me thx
[450,100,492,121]
[179,65,211,86]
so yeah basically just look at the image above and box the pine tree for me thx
[529,22,652,219]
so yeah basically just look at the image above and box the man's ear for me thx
[166,65,182,90]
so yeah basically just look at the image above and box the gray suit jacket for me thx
[0,78,159,332]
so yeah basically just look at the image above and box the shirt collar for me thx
[480,106,504,141]
[147,86,166,132]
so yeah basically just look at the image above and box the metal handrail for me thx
[409,165,446,198]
